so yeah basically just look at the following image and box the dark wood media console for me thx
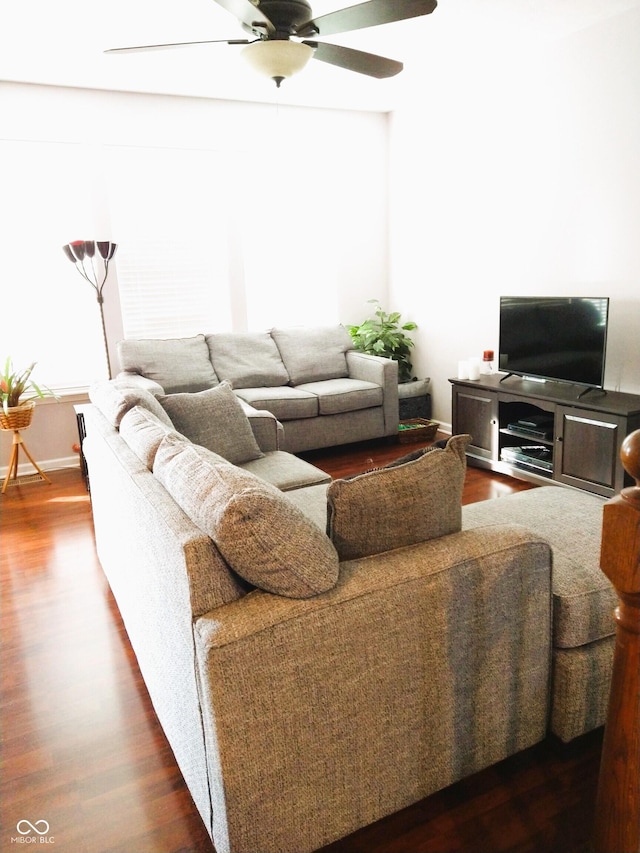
[450,374,640,498]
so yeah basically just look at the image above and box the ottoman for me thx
[462,486,615,742]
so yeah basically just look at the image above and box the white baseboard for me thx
[0,455,80,480]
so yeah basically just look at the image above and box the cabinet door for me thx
[453,387,497,460]
[556,406,626,496]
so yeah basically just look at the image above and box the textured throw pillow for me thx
[158,382,264,465]
[119,405,187,469]
[206,332,290,388]
[326,434,470,560]
[154,434,340,598]
[116,334,218,393]
[271,325,353,385]
[89,379,175,429]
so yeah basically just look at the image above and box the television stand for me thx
[577,385,607,400]
[450,374,640,498]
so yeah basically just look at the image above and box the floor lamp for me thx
[62,240,118,379]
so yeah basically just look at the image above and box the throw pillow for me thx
[326,434,470,560]
[116,334,218,393]
[154,434,340,598]
[158,382,264,465]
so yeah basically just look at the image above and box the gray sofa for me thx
[116,326,399,453]
[82,376,615,853]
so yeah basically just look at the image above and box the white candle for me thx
[458,360,469,380]
[468,358,481,380]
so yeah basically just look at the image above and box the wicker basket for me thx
[0,402,35,431]
[398,418,439,444]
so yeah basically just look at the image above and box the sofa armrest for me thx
[115,371,166,396]
[193,524,552,853]
[346,350,399,436]
[236,398,283,452]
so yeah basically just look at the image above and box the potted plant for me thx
[1,358,58,430]
[347,299,418,383]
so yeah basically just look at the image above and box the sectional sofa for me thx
[116,325,399,453]
[81,373,616,853]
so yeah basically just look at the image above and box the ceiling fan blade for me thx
[305,41,402,79]
[298,0,436,38]
[212,0,275,35]
[105,38,251,54]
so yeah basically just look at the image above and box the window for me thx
[106,146,234,339]
[0,140,112,388]
[2,88,388,390]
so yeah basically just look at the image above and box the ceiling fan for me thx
[105,0,438,87]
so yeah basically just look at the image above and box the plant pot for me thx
[0,401,35,431]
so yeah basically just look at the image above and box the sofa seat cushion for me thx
[154,434,339,598]
[234,386,318,420]
[284,482,330,531]
[461,486,613,649]
[206,332,290,389]
[119,405,187,469]
[158,382,264,465]
[271,325,353,385]
[297,378,383,415]
[240,451,331,491]
[117,334,219,393]
[89,379,175,429]
[327,435,470,560]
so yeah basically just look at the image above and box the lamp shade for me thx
[97,241,118,260]
[69,240,86,262]
[242,40,315,87]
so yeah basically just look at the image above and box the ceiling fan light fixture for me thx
[241,40,315,87]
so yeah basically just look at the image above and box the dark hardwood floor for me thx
[0,436,604,853]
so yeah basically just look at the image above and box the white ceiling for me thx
[2,0,639,111]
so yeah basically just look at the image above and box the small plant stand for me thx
[1,404,51,493]
[2,429,51,493]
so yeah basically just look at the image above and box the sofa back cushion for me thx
[206,332,290,389]
[89,379,175,429]
[117,334,218,393]
[326,434,470,560]
[154,434,340,598]
[271,325,353,385]
[119,405,187,469]
[158,381,264,465]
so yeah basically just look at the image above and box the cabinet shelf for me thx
[451,375,640,498]
[499,456,554,479]
[499,427,554,446]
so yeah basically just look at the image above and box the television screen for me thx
[498,296,609,388]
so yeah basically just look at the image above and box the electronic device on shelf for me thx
[507,414,554,440]
[500,445,554,473]
[498,296,609,394]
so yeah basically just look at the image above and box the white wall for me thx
[389,7,640,429]
[1,82,390,475]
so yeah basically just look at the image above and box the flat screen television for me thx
[498,296,609,389]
